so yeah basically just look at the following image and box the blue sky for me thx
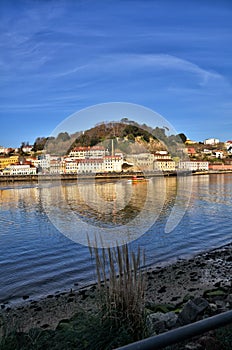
[0,0,232,147]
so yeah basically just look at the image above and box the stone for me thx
[146,311,178,334]
[184,342,203,350]
[226,293,232,306]
[171,296,180,301]
[41,324,50,329]
[209,303,218,312]
[177,297,209,325]
[198,335,222,349]
[35,306,42,312]
[79,289,87,299]
[214,281,221,287]
[158,286,167,293]
[23,295,29,300]
[190,277,198,281]
[56,318,71,330]
[214,299,227,312]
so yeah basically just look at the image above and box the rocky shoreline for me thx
[1,243,232,338]
[145,243,232,305]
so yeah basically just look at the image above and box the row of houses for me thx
[1,146,232,175]
[186,147,232,159]
[202,138,232,150]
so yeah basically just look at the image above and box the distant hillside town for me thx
[0,123,232,176]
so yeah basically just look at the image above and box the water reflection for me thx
[0,177,194,230]
[62,180,149,225]
[0,174,232,239]
[0,185,40,211]
[191,174,232,206]
[0,174,231,303]
[39,178,167,247]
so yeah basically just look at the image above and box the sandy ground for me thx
[1,243,231,334]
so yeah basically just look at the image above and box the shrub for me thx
[89,241,147,342]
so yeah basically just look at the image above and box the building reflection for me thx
[0,178,177,226]
[0,185,40,211]
[2,174,229,230]
[61,180,148,226]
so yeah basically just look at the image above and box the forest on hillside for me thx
[31,120,187,156]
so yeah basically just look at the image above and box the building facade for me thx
[204,138,219,145]
[126,153,155,171]
[178,161,209,171]
[2,164,37,175]
[209,163,232,171]
[0,156,19,170]
[153,159,176,172]
[65,156,123,174]
[69,146,108,159]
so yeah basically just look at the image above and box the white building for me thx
[69,146,108,159]
[153,159,176,172]
[65,158,104,174]
[153,151,169,158]
[65,156,123,174]
[65,160,79,174]
[77,158,104,173]
[103,156,123,172]
[2,164,37,175]
[126,153,155,171]
[225,141,232,153]
[152,152,176,172]
[50,159,64,174]
[203,149,213,155]
[204,138,219,145]
[178,161,209,171]
[34,154,51,170]
[0,146,8,154]
[22,145,33,153]
[214,151,224,159]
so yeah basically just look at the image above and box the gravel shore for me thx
[1,243,231,334]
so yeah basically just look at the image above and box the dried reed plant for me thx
[88,238,147,339]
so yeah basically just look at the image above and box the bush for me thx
[89,242,147,343]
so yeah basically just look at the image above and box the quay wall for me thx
[0,172,175,182]
[0,172,145,182]
[1,170,232,183]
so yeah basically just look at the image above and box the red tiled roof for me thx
[72,146,105,151]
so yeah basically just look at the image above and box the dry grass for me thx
[88,239,147,339]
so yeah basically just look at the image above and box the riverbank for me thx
[0,172,155,183]
[1,170,232,183]
[1,243,231,335]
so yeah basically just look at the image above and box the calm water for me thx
[0,174,231,304]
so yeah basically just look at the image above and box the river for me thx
[0,173,231,304]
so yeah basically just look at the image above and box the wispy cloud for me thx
[54,64,90,78]
[1,0,231,146]
[98,53,223,83]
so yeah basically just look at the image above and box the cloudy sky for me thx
[0,0,232,147]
